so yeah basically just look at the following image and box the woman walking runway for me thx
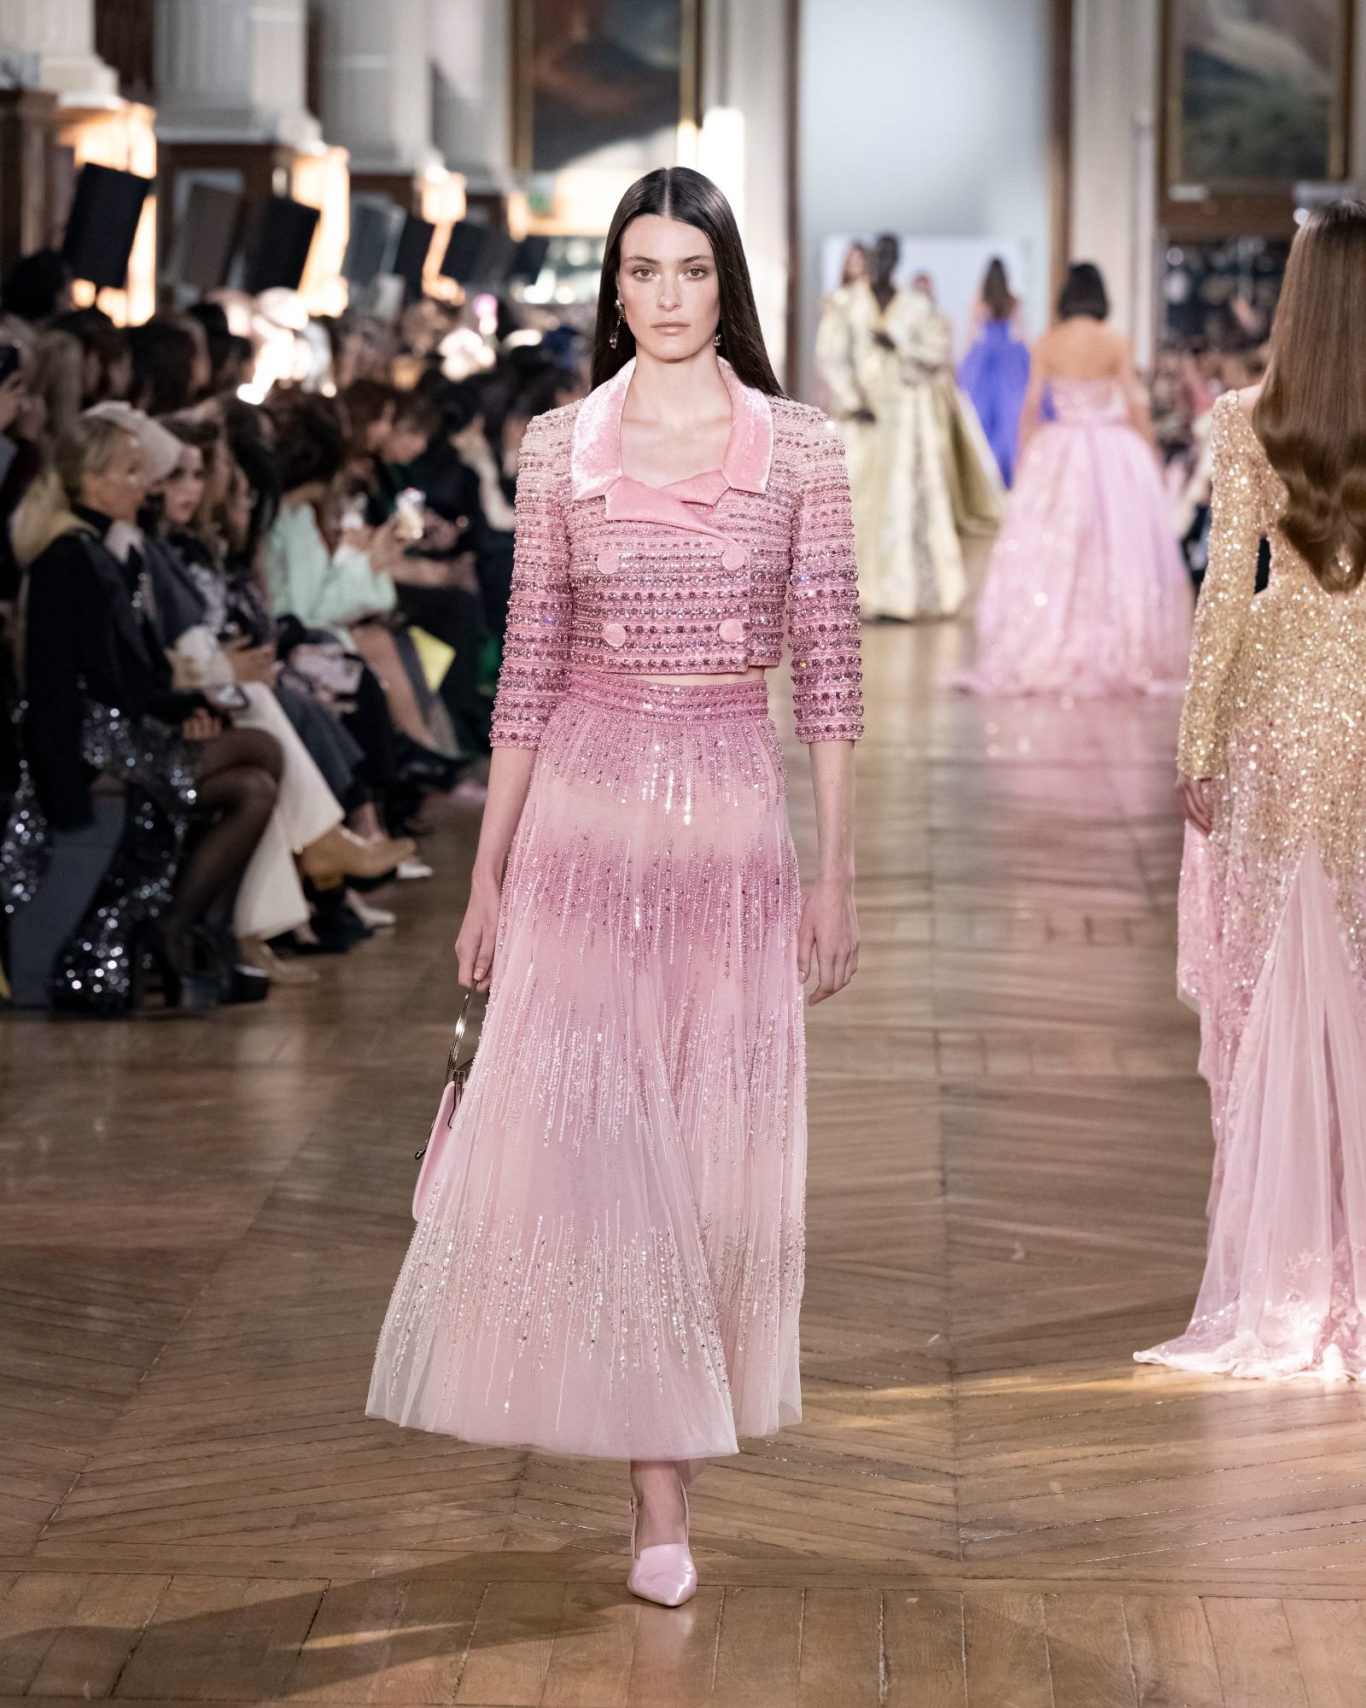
[366,167,862,1604]
[955,263,1190,696]
[1139,202,1366,1382]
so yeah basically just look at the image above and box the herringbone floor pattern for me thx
[4,614,1366,1703]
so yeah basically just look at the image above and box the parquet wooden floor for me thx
[5,608,1366,1705]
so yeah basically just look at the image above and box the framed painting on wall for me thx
[511,0,702,175]
[1163,0,1352,191]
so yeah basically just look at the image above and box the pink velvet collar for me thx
[571,356,774,504]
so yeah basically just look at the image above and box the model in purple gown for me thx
[957,260,1030,487]
[959,321,1030,486]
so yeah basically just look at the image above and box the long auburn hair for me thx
[591,167,783,396]
[1254,200,1366,592]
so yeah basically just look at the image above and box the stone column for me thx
[0,0,117,102]
[698,0,791,380]
[313,0,439,175]
[153,0,317,145]
[1069,0,1159,364]
[429,0,513,192]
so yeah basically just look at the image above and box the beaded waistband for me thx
[563,668,770,722]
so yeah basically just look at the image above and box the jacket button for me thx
[603,622,627,648]
[722,543,747,571]
[596,547,617,574]
[719,617,745,644]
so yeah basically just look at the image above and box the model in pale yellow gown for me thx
[815,242,966,620]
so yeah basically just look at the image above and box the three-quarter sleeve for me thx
[787,416,864,743]
[490,412,572,748]
[1177,397,1262,777]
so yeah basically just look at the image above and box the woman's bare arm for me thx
[798,739,858,1004]
[454,747,537,989]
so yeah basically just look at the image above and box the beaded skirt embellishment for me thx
[368,671,806,1457]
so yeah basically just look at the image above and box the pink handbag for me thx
[412,989,477,1221]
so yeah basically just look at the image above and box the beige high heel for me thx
[239,938,319,987]
[298,825,416,888]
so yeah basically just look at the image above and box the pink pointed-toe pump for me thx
[627,1486,697,1608]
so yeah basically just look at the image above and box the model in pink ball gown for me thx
[1138,201,1366,1382]
[954,263,1191,696]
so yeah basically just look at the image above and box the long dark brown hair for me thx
[1254,200,1366,592]
[591,167,783,396]
[981,257,1015,322]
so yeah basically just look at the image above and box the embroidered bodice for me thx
[489,358,864,747]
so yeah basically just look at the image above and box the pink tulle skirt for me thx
[367,671,806,1458]
[1137,828,1366,1381]
[952,396,1191,697]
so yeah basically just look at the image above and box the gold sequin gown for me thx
[1137,391,1366,1381]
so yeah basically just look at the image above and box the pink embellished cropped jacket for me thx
[489,357,864,747]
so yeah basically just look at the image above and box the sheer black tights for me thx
[160,727,282,959]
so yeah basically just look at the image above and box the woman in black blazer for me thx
[3,415,282,1010]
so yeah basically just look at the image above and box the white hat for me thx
[84,402,184,486]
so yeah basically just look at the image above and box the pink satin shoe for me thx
[627,1487,697,1608]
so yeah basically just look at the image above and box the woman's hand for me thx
[225,636,278,684]
[1178,774,1214,834]
[181,709,225,742]
[365,515,408,578]
[798,875,859,1005]
[454,872,501,992]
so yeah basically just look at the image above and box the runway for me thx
[5,613,1366,1705]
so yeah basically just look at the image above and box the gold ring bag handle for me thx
[411,997,481,1222]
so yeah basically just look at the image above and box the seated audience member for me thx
[362,386,496,757]
[0,416,283,1012]
[26,331,85,448]
[50,307,133,406]
[340,378,396,494]
[130,317,203,418]
[126,414,413,977]
[222,417,407,847]
[261,390,470,827]
[0,251,73,348]
[0,347,39,797]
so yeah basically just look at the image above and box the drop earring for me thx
[610,300,624,349]
[714,320,722,347]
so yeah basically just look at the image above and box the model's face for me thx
[81,432,145,522]
[616,214,720,364]
[872,238,899,285]
[160,443,206,526]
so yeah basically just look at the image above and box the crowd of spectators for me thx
[1151,340,1269,590]
[0,247,585,1014]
